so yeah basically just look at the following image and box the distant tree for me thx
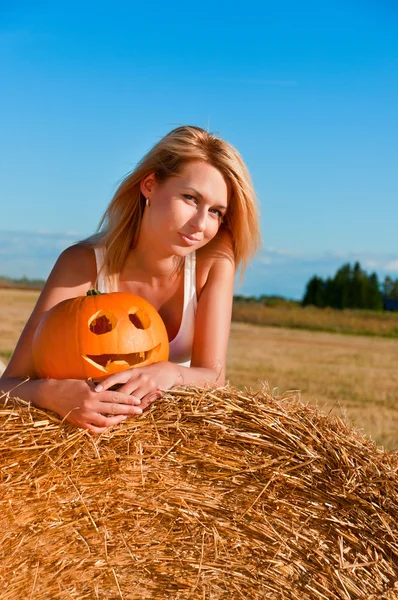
[333,263,352,309]
[350,262,365,308]
[365,273,383,310]
[382,276,398,300]
[324,277,338,308]
[302,276,325,307]
[0,275,45,290]
[301,262,383,310]
[383,276,394,299]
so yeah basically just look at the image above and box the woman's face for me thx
[140,161,229,256]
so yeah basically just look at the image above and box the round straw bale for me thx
[0,386,397,599]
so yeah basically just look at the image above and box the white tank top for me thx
[93,247,197,367]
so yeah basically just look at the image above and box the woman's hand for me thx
[93,361,181,401]
[41,378,146,434]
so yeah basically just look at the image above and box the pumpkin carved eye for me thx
[129,308,151,330]
[89,311,117,335]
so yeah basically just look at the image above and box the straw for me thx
[0,385,397,599]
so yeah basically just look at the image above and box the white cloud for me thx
[0,230,85,279]
[264,247,300,257]
[1,230,398,299]
[362,259,379,269]
[241,249,398,299]
[257,255,272,265]
[385,259,398,272]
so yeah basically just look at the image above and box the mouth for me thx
[179,233,201,246]
[82,344,161,373]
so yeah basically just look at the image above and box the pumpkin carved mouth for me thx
[82,344,162,373]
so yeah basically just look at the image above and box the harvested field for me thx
[232,301,398,338]
[1,386,397,599]
[0,288,40,362]
[1,290,398,449]
[227,322,398,450]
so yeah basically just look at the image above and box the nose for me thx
[189,207,207,232]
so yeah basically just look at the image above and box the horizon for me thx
[1,229,397,301]
[1,1,397,297]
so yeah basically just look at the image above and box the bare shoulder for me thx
[196,227,235,292]
[2,244,98,379]
[34,244,98,316]
[47,244,97,289]
[197,227,234,267]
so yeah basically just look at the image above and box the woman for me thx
[1,126,261,432]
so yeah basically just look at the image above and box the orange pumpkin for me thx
[32,290,169,379]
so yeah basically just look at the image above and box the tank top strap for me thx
[168,251,197,366]
[93,246,118,293]
[183,251,198,311]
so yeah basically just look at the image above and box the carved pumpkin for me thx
[32,290,169,379]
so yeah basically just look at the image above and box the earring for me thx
[145,197,150,207]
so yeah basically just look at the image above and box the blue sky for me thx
[1,0,397,298]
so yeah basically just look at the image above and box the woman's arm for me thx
[3,245,97,380]
[96,230,235,395]
[185,229,236,385]
[0,245,145,432]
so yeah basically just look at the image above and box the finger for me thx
[81,394,142,418]
[79,392,142,416]
[99,399,143,417]
[88,426,108,434]
[87,415,130,434]
[99,390,143,410]
[94,371,135,392]
[140,390,163,410]
[117,374,158,398]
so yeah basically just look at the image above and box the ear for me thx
[140,173,157,198]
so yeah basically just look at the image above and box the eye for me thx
[209,208,223,219]
[182,194,197,203]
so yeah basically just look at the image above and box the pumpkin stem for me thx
[87,289,102,296]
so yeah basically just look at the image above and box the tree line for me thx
[302,262,398,310]
[0,275,45,290]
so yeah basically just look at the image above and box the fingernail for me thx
[95,384,103,392]
[121,416,128,421]
[136,408,143,414]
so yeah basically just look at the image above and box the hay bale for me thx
[0,386,397,599]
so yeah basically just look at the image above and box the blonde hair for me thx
[85,125,261,279]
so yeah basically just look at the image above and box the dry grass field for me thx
[1,289,397,449]
[233,300,398,337]
[227,322,398,450]
[0,288,40,362]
